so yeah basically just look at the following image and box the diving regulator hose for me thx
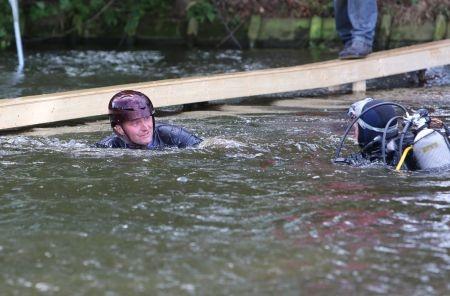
[334,102,409,165]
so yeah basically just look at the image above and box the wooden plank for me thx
[1,39,450,131]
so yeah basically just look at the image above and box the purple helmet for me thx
[108,90,155,127]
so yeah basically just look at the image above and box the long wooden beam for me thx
[1,39,450,131]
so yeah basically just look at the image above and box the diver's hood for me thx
[348,98,398,134]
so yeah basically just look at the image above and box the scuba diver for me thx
[96,90,202,149]
[334,98,450,171]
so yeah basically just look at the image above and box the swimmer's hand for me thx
[429,117,444,129]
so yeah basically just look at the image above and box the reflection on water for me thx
[1,111,450,294]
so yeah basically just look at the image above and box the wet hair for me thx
[358,99,398,148]
[108,90,155,127]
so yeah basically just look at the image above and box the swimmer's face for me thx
[115,116,153,146]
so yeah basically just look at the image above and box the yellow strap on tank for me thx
[395,146,413,171]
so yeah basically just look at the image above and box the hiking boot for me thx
[339,40,372,59]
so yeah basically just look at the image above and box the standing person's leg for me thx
[338,0,377,59]
[334,0,352,46]
[348,0,377,47]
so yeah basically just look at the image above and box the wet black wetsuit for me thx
[338,137,419,170]
[95,123,202,149]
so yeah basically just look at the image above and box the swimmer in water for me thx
[96,90,202,149]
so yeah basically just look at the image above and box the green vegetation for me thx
[0,1,12,49]
[187,0,216,23]
[0,0,448,50]
[1,0,174,49]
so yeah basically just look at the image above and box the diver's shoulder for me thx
[154,123,184,133]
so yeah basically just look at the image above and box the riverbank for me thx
[17,13,450,50]
[1,1,449,50]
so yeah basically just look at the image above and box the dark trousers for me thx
[334,0,377,46]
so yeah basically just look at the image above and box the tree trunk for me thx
[173,0,191,18]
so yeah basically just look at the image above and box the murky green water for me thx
[1,48,450,294]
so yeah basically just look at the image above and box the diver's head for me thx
[108,90,155,147]
[348,98,398,148]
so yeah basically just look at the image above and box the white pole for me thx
[8,0,24,69]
